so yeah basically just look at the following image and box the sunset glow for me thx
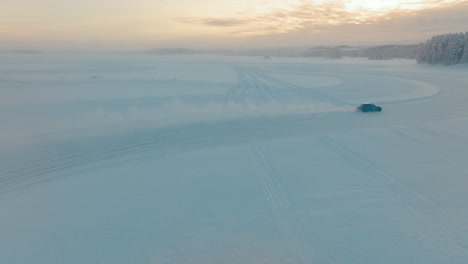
[0,0,466,49]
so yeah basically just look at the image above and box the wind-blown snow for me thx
[0,53,467,264]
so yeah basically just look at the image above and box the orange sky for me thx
[1,0,467,50]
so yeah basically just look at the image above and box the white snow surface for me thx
[1,52,468,263]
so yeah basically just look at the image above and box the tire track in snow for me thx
[249,144,322,264]
[2,64,468,195]
[225,67,257,105]
[321,135,468,254]
[244,70,275,102]
[262,68,442,105]
[0,141,161,194]
[391,126,468,226]
[225,67,248,104]
[3,109,468,196]
[393,127,461,166]
[0,118,316,194]
[250,68,348,106]
[225,66,276,105]
[226,65,345,106]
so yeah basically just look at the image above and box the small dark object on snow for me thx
[356,102,382,112]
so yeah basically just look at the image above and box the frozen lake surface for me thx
[1,53,468,263]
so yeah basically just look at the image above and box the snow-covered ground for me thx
[1,52,468,263]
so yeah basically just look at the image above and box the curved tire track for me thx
[2,64,468,197]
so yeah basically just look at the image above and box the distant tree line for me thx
[416,32,468,65]
[147,32,468,65]
[147,45,422,60]
[360,45,420,60]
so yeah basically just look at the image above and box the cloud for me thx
[178,1,351,35]
[177,17,249,27]
[177,0,468,37]
[169,0,468,47]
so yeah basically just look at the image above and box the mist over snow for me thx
[0,52,356,148]
[0,52,442,150]
[2,0,468,262]
[0,99,348,149]
[1,52,468,264]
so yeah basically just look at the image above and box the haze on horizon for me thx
[1,0,467,50]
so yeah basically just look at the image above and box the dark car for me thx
[356,102,382,112]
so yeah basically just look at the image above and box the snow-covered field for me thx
[1,52,468,263]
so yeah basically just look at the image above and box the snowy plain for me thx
[0,52,468,263]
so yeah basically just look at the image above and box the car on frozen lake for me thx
[356,102,382,112]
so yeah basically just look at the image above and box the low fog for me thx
[2,1,468,263]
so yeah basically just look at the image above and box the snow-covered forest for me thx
[417,32,468,65]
